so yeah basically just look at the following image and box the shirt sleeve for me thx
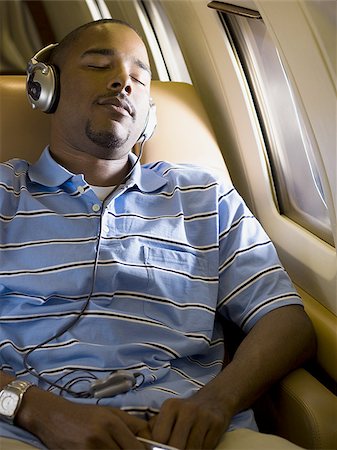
[216,182,303,333]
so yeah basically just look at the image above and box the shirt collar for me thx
[28,147,167,192]
[28,147,76,187]
[128,152,167,192]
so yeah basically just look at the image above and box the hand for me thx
[149,396,228,450]
[43,403,151,449]
[18,389,150,449]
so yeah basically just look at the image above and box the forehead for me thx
[69,23,149,63]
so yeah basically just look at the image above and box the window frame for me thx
[220,11,334,246]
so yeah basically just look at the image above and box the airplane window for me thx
[0,0,190,83]
[219,12,334,246]
[139,0,191,83]
[0,0,93,74]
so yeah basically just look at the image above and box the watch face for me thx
[0,390,19,417]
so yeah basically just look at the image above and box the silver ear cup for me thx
[26,43,59,113]
[27,63,58,113]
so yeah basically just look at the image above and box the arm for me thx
[149,304,316,449]
[0,371,149,449]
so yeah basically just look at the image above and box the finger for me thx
[185,422,208,450]
[166,409,196,449]
[137,424,153,440]
[203,421,225,450]
[107,414,145,450]
[151,401,178,444]
[79,431,121,450]
[112,408,149,435]
[112,430,145,450]
[105,436,120,450]
[169,407,224,450]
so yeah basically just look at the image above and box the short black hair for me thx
[50,19,142,66]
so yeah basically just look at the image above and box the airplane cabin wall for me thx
[160,0,336,317]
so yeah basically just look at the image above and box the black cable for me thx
[23,140,146,397]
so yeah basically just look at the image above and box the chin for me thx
[86,124,129,148]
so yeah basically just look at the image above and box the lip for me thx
[96,97,133,117]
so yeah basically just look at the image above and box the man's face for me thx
[52,23,152,160]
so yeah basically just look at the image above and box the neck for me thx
[49,146,131,187]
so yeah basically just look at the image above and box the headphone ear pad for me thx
[27,63,60,114]
[137,101,157,143]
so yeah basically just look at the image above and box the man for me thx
[0,19,315,450]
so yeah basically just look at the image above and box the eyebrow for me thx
[81,48,152,76]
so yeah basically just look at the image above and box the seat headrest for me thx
[0,76,229,181]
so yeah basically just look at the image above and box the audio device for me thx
[26,43,157,142]
[89,370,142,398]
[137,438,178,450]
[26,44,59,113]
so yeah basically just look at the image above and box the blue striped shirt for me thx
[0,148,302,447]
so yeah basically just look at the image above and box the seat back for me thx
[0,76,50,163]
[0,76,229,181]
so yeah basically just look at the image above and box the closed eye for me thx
[87,65,109,69]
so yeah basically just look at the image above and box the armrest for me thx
[265,368,337,449]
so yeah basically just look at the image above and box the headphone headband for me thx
[27,43,59,73]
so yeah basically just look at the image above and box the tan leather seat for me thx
[0,76,229,181]
[0,75,336,450]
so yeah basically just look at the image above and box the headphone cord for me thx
[23,140,146,397]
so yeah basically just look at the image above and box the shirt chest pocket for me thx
[143,247,216,333]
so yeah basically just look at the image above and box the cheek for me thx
[59,72,93,104]
[57,84,94,120]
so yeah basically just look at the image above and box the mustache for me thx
[95,93,135,117]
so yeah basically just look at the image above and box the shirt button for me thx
[103,225,109,233]
[77,186,85,194]
[92,204,100,212]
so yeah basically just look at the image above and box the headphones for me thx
[26,43,157,143]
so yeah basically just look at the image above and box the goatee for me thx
[85,121,130,149]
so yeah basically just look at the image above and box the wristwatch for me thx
[0,380,33,424]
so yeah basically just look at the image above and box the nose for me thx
[107,66,132,95]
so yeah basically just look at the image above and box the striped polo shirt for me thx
[0,148,302,447]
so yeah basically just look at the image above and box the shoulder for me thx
[143,160,233,192]
[0,158,29,194]
[0,158,29,178]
